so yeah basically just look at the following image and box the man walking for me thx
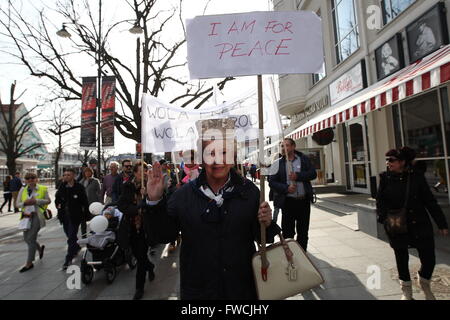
[269,138,317,251]
[10,172,23,213]
[112,159,134,203]
[55,168,90,269]
[102,161,119,205]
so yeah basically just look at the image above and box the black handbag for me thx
[385,173,410,236]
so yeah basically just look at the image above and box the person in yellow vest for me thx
[16,172,51,273]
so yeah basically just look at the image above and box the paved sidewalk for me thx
[0,182,449,300]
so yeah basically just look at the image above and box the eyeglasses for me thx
[386,157,399,163]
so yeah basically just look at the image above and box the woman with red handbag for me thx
[376,147,448,300]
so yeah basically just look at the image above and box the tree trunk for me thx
[7,156,16,176]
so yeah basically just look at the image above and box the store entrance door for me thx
[345,118,371,194]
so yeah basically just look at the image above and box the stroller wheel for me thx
[105,267,117,284]
[81,265,94,285]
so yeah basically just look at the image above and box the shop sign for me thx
[291,95,329,123]
[329,61,367,105]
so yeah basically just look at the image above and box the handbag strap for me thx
[260,223,269,281]
[259,230,294,281]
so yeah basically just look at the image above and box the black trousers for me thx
[62,215,81,262]
[131,230,154,291]
[0,193,12,212]
[281,197,311,251]
[394,244,436,281]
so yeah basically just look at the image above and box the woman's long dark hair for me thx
[386,147,416,168]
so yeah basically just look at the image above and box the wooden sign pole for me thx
[258,74,270,280]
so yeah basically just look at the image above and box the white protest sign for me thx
[141,86,282,153]
[186,11,324,79]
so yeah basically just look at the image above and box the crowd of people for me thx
[1,130,449,300]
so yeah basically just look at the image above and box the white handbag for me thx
[18,217,31,231]
[252,231,324,300]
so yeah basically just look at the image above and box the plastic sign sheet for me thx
[141,87,282,154]
[186,11,324,79]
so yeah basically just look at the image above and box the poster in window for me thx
[406,3,449,63]
[375,34,404,80]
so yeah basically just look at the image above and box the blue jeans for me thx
[62,215,81,263]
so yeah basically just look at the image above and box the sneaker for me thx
[19,264,34,273]
[39,245,45,260]
[62,260,71,271]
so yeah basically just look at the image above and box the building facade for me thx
[0,103,47,182]
[275,0,450,208]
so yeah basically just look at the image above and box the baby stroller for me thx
[78,205,137,284]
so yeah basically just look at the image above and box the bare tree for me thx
[77,149,93,166]
[100,149,115,175]
[0,0,233,144]
[46,103,80,186]
[0,82,44,175]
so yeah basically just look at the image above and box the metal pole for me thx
[97,0,102,176]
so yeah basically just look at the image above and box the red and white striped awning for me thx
[288,45,450,140]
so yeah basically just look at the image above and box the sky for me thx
[0,0,274,156]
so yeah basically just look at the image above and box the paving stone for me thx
[317,245,363,259]
[318,268,362,289]
[313,285,378,300]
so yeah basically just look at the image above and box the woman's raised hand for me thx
[147,162,165,201]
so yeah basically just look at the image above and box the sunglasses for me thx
[124,165,132,168]
[25,177,36,180]
[386,157,399,163]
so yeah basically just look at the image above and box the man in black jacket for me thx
[144,119,280,300]
[111,159,134,203]
[55,168,90,270]
[269,138,317,251]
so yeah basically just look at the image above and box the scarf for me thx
[182,165,200,184]
[193,175,242,223]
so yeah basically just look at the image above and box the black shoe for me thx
[39,245,45,260]
[133,289,144,300]
[19,264,34,273]
[62,261,70,271]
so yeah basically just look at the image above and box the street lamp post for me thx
[57,0,103,176]
[57,2,143,177]
[96,0,102,177]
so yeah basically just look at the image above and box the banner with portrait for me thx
[101,76,116,148]
[80,77,97,148]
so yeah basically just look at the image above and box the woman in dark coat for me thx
[117,161,155,300]
[144,128,279,300]
[376,147,448,300]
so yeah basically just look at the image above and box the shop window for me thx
[416,160,448,205]
[440,87,450,157]
[332,0,360,64]
[401,91,444,159]
[391,104,403,148]
[312,9,326,85]
[382,0,416,25]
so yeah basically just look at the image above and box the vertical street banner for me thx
[101,76,116,148]
[80,77,97,148]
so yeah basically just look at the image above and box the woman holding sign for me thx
[144,119,280,299]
